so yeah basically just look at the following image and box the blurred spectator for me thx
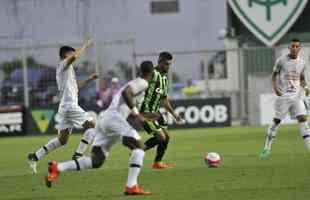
[97,77,120,108]
[181,79,204,98]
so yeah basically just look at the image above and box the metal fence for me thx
[0,39,135,108]
[1,41,309,125]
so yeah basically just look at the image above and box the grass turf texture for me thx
[0,125,310,200]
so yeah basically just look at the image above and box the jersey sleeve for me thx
[273,58,282,73]
[129,78,148,95]
[58,60,67,71]
[163,77,169,98]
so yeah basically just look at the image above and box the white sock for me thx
[75,128,96,155]
[126,149,145,188]
[35,137,61,160]
[57,157,92,172]
[264,122,280,150]
[57,160,77,172]
[299,122,310,151]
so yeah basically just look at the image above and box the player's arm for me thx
[63,39,93,71]
[122,85,146,123]
[141,112,161,121]
[272,60,282,96]
[300,68,310,96]
[163,96,183,122]
[77,73,98,90]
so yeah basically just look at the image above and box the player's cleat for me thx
[45,161,59,188]
[124,185,151,195]
[152,162,173,169]
[72,152,83,160]
[27,153,38,174]
[259,149,271,159]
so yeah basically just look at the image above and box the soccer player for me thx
[27,39,98,174]
[260,38,310,159]
[45,61,155,195]
[141,52,183,169]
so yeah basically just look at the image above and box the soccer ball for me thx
[204,152,221,168]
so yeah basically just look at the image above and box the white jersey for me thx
[107,77,148,119]
[274,54,306,98]
[56,60,79,107]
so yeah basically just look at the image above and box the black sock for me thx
[144,136,160,151]
[154,138,169,162]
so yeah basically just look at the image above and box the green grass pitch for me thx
[0,125,310,200]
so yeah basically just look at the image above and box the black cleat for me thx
[72,152,83,160]
[27,153,38,174]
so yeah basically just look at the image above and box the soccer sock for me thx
[57,157,92,172]
[263,122,280,150]
[299,122,310,151]
[154,138,169,162]
[126,149,145,187]
[35,137,61,160]
[75,128,96,155]
[144,136,160,151]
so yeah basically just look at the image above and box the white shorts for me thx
[92,110,141,156]
[274,97,307,120]
[56,104,93,131]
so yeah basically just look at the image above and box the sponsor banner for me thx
[0,105,25,136]
[161,98,231,128]
[26,98,231,135]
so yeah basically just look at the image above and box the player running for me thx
[260,38,310,159]
[141,52,183,169]
[27,39,97,174]
[45,61,155,195]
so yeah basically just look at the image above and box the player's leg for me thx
[143,121,161,150]
[60,146,105,171]
[146,115,171,168]
[62,106,96,159]
[295,100,310,152]
[122,135,150,195]
[153,129,172,168]
[45,126,118,187]
[260,97,288,159]
[27,128,71,174]
[45,146,106,187]
[73,120,96,159]
[260,118,281,158]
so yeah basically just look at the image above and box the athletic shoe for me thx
[152,162,173,169]
[45,161,59,188]
[124,185,151,195]
[27,153,38,174]
[260,149,271,159]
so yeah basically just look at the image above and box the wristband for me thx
[132,107,139,115]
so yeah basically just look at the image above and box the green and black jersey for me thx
[140,68,168,113]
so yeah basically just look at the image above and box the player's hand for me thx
[84,38,93,48]
[275,89,282,97]
[174,114,185,124]
[305,87,310,97]
[89,73,98,81]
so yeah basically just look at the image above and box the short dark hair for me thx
[291,38,301,43]
[158,51,173,61]
[140,61,154,76]
[59,46,75,59]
